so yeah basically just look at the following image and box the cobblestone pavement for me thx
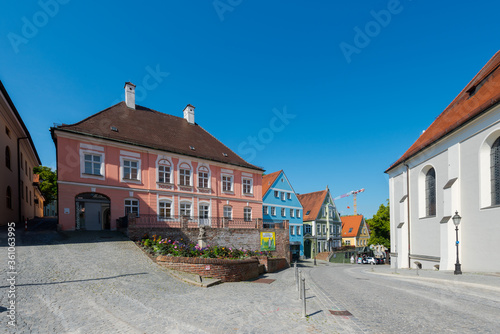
[0,229,361,333]
[2,228,500,333]
[304,262,500,333]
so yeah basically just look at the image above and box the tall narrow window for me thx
[123,160,138,180]
[492,137,500,206]
[242,178,252,194]
[5,146,11,169]
[425,168,436,216]
[244,207,252,221]
[6,186,12,209]
[158,161,171,183]
[198,166,209,188]
[222,175,233,192]
[263,206,268,215]
[179,163,191,186]
[223,206,232,220]
[199,204,210,218]
[159,201,171,218]
[180,203,191,217]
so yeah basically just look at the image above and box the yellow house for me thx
[341,215,370,248]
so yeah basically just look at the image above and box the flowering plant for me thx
[140,234,271,259]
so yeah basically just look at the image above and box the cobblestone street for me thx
[2,229,500,333]
[0,230,356,333]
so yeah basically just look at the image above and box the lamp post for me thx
[452,211,462,275]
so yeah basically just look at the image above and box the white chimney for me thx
[183,104,195,124]
[124,82,136,109]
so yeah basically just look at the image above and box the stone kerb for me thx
[156,255,260,282]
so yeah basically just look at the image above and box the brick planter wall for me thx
[156,255,260,282]
[256,256,289,273]
[128,225,290,264]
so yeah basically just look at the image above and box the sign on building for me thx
[260,232,276,251]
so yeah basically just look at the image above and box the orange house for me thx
[51,83,263,231]
[341,215,370,248]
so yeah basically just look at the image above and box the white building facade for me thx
[386,52,500,272]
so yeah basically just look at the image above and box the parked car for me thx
[375,257,385,264]
[365,257,376,265]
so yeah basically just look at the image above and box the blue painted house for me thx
[262,170,304,260]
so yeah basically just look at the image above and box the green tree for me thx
[366,200,390,248]
[33,166,57,205]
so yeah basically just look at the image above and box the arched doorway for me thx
[75,193,110,230]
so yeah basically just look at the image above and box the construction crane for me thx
[333,188,365,215]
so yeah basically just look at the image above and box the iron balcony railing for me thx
[130,214,288,229]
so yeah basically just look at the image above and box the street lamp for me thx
[452,211,462,275]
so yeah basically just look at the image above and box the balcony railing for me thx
[129,214,288,229]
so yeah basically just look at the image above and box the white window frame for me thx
[80,149,105,180]
[305,225,312,234]
[296,226,301,235]
[197,165,210,189]
[158,159,172,184]
[242,177,253,195]
[296,209,300,218]
[223,205,232,220]
[290,226,295,235]
[271,207,276,216]
[329,224,333,234]
[121,156,141,183]
[281,207,286,217]
[263,206,269,215]
[199,202,210,218]
[158,200,172,219]
[124,198,139,216]
[179,201,192,218]
[222,174,233,193]
[281,192,285,201]
[317,224,321,235]
[179,162,192,187]
[287,193,291,200]
[274,190,279,198]
[290,209,295,217]
[244,207,252,221]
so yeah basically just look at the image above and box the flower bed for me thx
[139,234,271,259]
[138,234,287,282]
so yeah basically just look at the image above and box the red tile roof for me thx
[341,215,364,237]
[53,102,263,171]
[262,170,282,195]
[386,51,500,172]
[297,190,327,221]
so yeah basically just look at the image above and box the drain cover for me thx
[329,310,352,316]
[250,278,275,284]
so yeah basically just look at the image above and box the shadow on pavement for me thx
[0,217,130,247]
[0,272,148,289]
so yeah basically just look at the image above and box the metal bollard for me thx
[301,277,306,318]
[295,262,299,291]
[298,270,302,300]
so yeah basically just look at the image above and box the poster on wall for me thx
[260,232,276,251]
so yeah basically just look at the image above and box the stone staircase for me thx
[315,252,332,261]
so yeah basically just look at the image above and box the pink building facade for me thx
[52,83,263,231]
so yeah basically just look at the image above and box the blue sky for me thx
[2,0,499,218]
